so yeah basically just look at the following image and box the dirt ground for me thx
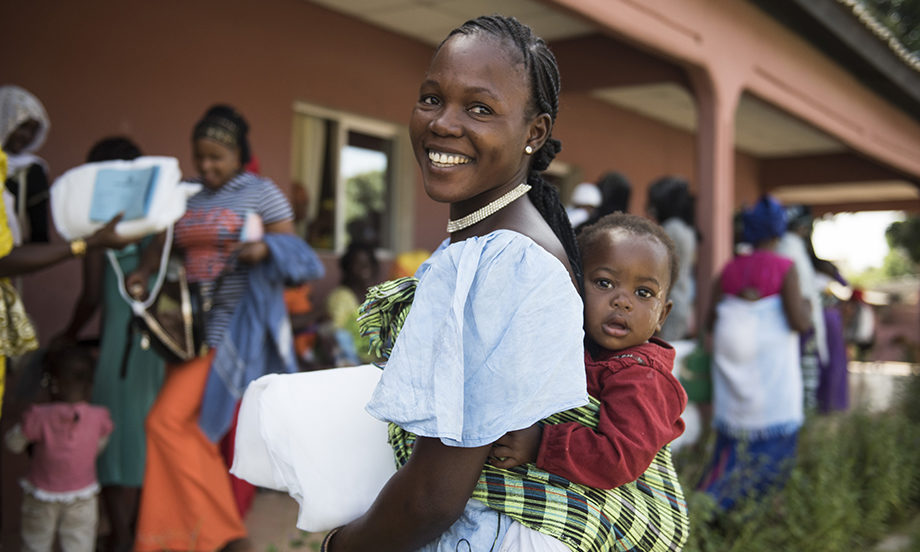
[245,490,325,551]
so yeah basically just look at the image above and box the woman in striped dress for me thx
[128,105,321,552]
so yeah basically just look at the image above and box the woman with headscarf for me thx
[126,104,323,551]
[700,195,812,509]
[0,85,51,243]
[777,205,826,411]
[647,175,697,342]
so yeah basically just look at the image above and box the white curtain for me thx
[296,114,327,224]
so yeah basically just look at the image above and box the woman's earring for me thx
[524,145,534,155]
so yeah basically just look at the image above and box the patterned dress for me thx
[135,171,293,551]
[366,230,588,551]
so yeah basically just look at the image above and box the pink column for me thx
[688,66,742,324]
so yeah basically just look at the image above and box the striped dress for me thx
[135,171,294,552]
[175,171,293,347]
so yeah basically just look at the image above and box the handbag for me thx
[108,225,206,366]
[131,256,205,364]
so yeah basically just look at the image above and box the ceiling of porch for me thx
[306,0,919,208]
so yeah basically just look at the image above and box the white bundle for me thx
[231,365,396,532]
[50,156,199,240]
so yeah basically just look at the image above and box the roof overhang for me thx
[750,0,920,124]
[305,0,920,211]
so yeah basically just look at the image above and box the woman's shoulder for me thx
[415,230,580,325]
[432,229,568,275]
[416,231,576,305]
[232,171,279,192]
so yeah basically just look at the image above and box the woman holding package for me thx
[52,137,165,552]
[323,15,592,551]
[126,105,323,551]
[0,149,133,420]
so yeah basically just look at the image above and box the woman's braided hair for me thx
[192,104,252,165]
[445,15,582,286]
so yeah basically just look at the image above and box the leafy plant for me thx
[860,0,920,55]
[676,374,920,551]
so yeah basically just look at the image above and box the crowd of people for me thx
[0,89,335,551]
[0,12,885,552]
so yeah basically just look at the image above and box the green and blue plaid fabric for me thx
[360,278,690,552]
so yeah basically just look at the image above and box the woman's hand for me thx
[235,218,295,265]
[489,423,543,469]
[47,331,78,353]
[85,214,139,251]
[125,270,150,300]
[236,241,270,264]
[331,438,491,551]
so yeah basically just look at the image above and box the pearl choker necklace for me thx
[446,183,532,233]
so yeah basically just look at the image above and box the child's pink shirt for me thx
[21,401,113,493]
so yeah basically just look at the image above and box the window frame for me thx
[291,101,415,255]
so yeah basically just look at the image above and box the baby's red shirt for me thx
[537,338,687,489]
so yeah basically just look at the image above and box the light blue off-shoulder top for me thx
[365,230,587,551]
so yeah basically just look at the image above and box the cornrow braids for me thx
[446,15,581,286]
[192,104,252,165]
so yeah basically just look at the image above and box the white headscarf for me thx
[0,85,50,177]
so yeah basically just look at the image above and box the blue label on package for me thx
[89,166,159,222]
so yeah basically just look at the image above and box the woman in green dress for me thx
[54,137,164,552]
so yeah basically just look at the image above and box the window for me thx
[291,102,414,253]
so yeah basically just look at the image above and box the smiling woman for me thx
[127,104,324,552]
[321,15,589,552]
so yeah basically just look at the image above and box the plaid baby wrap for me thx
[358,278,690,552]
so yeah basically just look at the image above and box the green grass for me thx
[675,373,920,551]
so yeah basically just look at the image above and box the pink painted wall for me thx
[554,92,760,216]
[5,0,890,344]
[1,0,442,341]
[553,0,920,180]
[2,0,729,343]
[2,1,431,188]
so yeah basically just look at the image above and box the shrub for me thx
[676,374,920,551]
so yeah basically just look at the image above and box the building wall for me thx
[2,0,439,340]
[3,0,744,341]
[554,0,920,180]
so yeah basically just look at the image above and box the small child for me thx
[491,212,688,489]
[5,345,113,552]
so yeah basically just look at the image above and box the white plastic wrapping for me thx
[230,365,396,532]
[50,156,199,240]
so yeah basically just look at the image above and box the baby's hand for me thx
[489,423,543,469]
